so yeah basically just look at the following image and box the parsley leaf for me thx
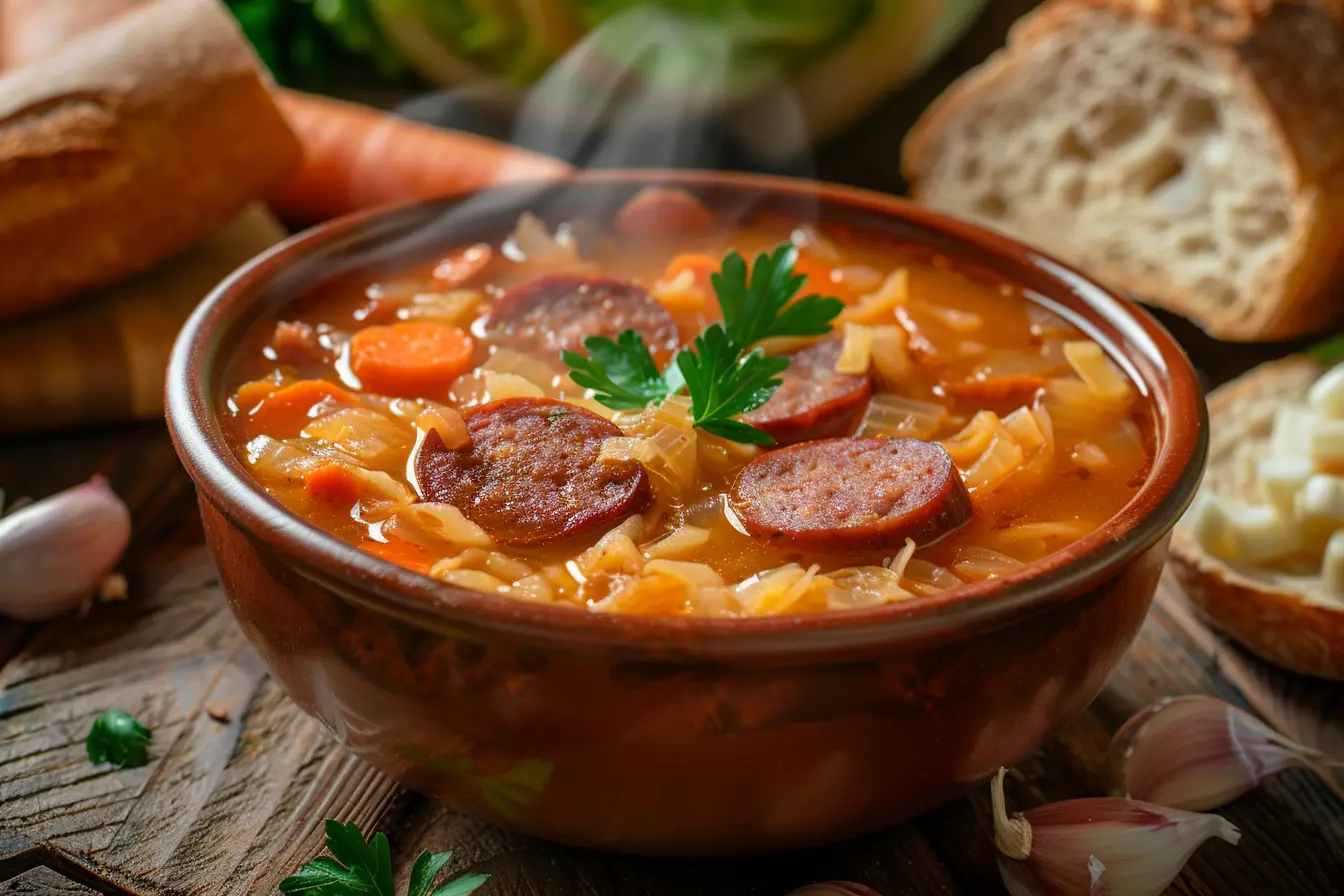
[563,243,842,443]
[713,244,845,353]
[281,821,491,896]
[408,851,454,896]
[1308,333,1344,367]
[276,856,365,895]
[674,327,789,444]
[430,875,492,896]
[85,709,152,768]
[563,331,669,410]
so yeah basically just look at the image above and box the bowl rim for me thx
[166,169,1207,655]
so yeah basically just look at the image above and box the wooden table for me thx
[3,5,1344,893]
[1,317,1341,896]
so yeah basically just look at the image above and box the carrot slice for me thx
[349,322,475,398]
[360,538,435,576]
[246,379,358,438]
[792,254,858,304]
[665,253,719,290]
[267,90,571,223]
[944,376,1049,403]
[433,243,495,287]
[233,379,280,414]
[304,462,365,505]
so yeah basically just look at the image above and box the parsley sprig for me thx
[714,244,845,353]
[1308,332,1344,367]
[280,820,490,896]
[562,244,843,443]
[564,330,668,411]
[86,709,152,768]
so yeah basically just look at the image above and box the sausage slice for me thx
[730,438,972,551]
[613,187,716,236]
[742,338,872,444]
[485,275,679,363]
[415,398,649,546]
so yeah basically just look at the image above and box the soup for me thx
[220,188,1154,617]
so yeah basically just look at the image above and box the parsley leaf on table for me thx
[713,244,845,353]
[1308,333,1344,367]
[563,243,843,443]
[563,331,669,410]
[280,821,491,896]
[85,709,152,768]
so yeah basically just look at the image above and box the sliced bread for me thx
[902,0,1344,342]
[1170,356,1344,679]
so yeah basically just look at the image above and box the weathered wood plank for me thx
[3,445,1343,896]
[0,547,399,896]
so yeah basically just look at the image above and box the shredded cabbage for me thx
[1063,341,1134,404]
[839,267,909,325]
[396,502,492,547]
[834,322,873,375]
[644,524,711,559]
[857,393,945,440]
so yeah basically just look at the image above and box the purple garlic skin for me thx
[992,768,1239,896]
[786,885,882,896]
[1107,695,1335,811]
[0,476,131,621]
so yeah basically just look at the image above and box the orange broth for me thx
[221,205,1153,617]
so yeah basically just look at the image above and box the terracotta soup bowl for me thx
[166,171,1207,857]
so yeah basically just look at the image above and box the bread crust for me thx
[1168,356,1344,680]
[0,0,302,318]
[902,0,1344,342]
[0,0,148,68]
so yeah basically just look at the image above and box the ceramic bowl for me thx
[166,170,1206,857]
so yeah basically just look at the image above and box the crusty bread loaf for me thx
[0,0,148,67]
[1170,356,1344,680]
[902,0,1344,342]
[0,0,302,318]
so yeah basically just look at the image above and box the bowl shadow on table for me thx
[396,796,994,896]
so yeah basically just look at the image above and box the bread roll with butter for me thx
[1171,355,1344,679]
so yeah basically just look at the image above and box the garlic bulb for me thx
[991,768,1240,896]
[0,477,131,621]
[785,885,882,896]
[1107,695,1342,811]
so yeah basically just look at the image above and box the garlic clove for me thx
[1106,696,1339,811]
[0,476,131,621]
[785,885,882,896]
[992,768,1239,896]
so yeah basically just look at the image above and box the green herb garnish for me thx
[563,244,842,443]
[673,325,790,445]
[564,330,669,411]
[1307,333,1344,367]
[280,820,490,896]
[85,709,152,768]
[713,245,845,353]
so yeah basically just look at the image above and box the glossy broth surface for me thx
[221,199,1153,616]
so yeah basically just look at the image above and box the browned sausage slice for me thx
[484,275,680,363]
[730,438,972,551]
[415,398,650,546]
[613,187,716,236]
[742,338,871,444]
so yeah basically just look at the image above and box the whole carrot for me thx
[268,89,571,223]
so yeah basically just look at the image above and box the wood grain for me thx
[1,422,1341,896]
[0,204,285,436]
[2,6,1342,891]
